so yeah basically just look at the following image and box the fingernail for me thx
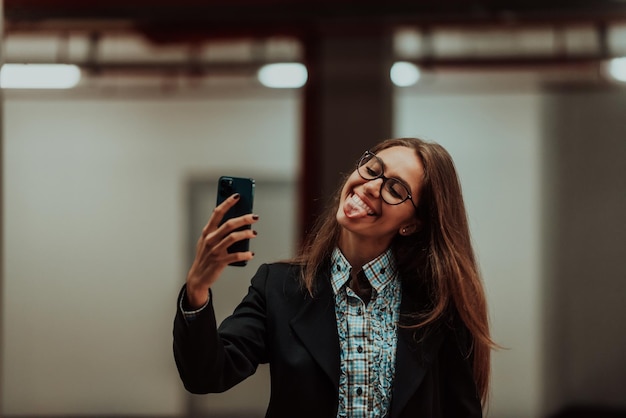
[233,193,240,199]
[251,252,255,257]
[252,214,259,220]
[253,230,258,236]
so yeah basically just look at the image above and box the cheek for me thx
[386,206,416,226]
[340,172,361,195]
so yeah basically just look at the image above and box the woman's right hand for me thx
[185,193,259,308]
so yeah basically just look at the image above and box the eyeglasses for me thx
[357,151,419,210]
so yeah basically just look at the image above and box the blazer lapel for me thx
[289,271,340,391]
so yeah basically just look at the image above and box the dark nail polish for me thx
[252,214,259,220]
[251,252,255,257]
[253,230,258,236]
[233,193,240,199]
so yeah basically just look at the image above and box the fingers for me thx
[188,226,258,288]
[218,213,259,236]
[202,193,241,237]
[220,227,257,248]
[197,216,258,261]
[187,202,259,295]
[222,250,255,266]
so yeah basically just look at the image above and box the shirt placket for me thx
[347,293,369,417]
[331,247,398,418]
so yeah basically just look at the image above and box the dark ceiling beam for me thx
[5,1,626,36]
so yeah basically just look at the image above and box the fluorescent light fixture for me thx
[1,64,81,89]
[606,57,626,82]
[390,61,421,87]
[258,63,307,88]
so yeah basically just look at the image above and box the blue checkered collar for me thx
[330,247,398,295]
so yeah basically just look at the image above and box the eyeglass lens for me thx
[358,153,411,205]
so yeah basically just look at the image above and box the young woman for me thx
[173,137,494,417]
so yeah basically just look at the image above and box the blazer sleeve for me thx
[440,319,483,418]
[172,264,270,394]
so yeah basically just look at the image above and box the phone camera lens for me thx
[219,178,234,197]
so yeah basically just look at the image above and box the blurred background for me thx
[1,1,625,417]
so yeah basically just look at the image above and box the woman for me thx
[173,137,494,417]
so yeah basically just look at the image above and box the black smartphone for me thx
[216,176,255,266]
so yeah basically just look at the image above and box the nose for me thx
[362,177,383,198]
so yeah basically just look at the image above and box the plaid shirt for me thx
[330,247,402,418]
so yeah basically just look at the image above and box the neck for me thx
[338,229,392,269]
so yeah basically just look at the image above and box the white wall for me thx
[541,89,626,415]
[395,90,544,418]
[2,90,300,416]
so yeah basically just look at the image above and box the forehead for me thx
[376,146,424,189]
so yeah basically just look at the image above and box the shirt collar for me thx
[330,247,397,295]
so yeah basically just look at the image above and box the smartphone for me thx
[216,176,255,266]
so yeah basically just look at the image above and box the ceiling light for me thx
[390,62,421,87]
[0,64,81,89]
[606,57,626,83]
[257,63,307,88]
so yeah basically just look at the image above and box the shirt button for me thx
[357,308,362,315]
[357,345,363,353]
[356,387,363,396]
[336,264,342,272]
[380,267,386,274]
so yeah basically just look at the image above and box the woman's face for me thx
[336,145,424,245]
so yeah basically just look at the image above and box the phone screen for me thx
[216,176,255,266]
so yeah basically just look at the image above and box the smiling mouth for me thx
[348,194,377,216]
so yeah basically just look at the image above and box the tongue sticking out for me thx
[343,195,373,219]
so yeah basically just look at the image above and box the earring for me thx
[401,228,407,235]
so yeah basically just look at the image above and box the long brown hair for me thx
[294,137,494,403]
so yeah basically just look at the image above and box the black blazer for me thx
[173,263,482,418]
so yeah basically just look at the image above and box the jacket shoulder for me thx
[255,262,302,280]
[252,262,305,294]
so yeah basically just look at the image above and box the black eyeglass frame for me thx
[357,150,419,211]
